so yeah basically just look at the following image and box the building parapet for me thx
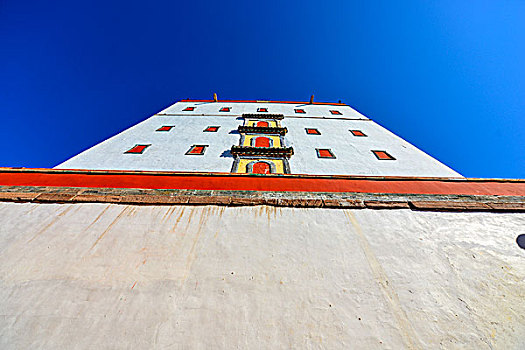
[0,168,524,212]
[180,99,348,106]
[0,185,523,212]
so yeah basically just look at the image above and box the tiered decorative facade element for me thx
[231,114,292,174]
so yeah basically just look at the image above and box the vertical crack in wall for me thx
[180,206,210,286]
[344,210,422,350]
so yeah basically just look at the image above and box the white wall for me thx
[285,118,460,176]
[57,114,242,172]
[0,202,523,348]
[56,101,461,177]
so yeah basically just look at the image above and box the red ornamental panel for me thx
[252,162,271,174]
[204,126,220,132]
[156,126,174,132]
[190,146,204,154]
[256,121,269,127]
[372,150,395,160]
[306,128,321,135]
[186,145,207,155]
[317,148,335,158]
[125,145,150,154]
[350,130,366,137]
[254,137,270,148]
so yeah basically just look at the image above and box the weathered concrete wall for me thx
[0,202,524,349]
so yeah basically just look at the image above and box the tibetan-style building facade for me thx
[0,99,524,349]
[56,100,460,177]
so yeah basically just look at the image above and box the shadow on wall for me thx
[220,150,233,158]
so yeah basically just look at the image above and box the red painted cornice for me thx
[0,168,524,197]
[179,99,348,106]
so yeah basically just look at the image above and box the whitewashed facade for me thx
[0,202,524,349]
[56,101,461,177]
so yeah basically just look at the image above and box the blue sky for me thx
[1,1,524,178]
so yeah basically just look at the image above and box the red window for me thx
[256,121,269,127]
[257,108,268,112]
[183,107,195,111]
[252,162,271,174]
[295,109,306,114]
[125,144,150,154]
[350,130,367,137]
[254,137,270,147]
[156,125,175,132]
[372,150,395,160]
[306,128,321,135]
[204,126,220,132]
[316,148,335,159]
[330,110,342,115]
[186,145,207,155]
[219,107,231,112]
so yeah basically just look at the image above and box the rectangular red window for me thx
[330,110,342,115]
[125,144,150,154]
[316,148,336,159]
[295,109,306,114]
[156,125,175,132]
[183,107,195,111]
[186,145,207,155]
[350,130,366,137]
[219,107,231,112]
[306,128,321,135]
[257,108,268,112]
[204,126,220,132]
[372,150,396,160]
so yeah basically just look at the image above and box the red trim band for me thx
[180,99,348,106]
[0,168,524,197]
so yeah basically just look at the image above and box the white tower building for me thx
[0,98,524,349]
[57,99,461,177]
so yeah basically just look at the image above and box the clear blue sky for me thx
[1,1,524,178]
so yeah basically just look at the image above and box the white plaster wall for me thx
[285,118,460,177]
[0,202,524,349]
[57,114,242,172]
[57,102,461,177]
[160,101,367,119]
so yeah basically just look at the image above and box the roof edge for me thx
[179,99,348,106]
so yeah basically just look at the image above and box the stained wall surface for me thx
[56,102,461,177]
[1,202,524,349]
